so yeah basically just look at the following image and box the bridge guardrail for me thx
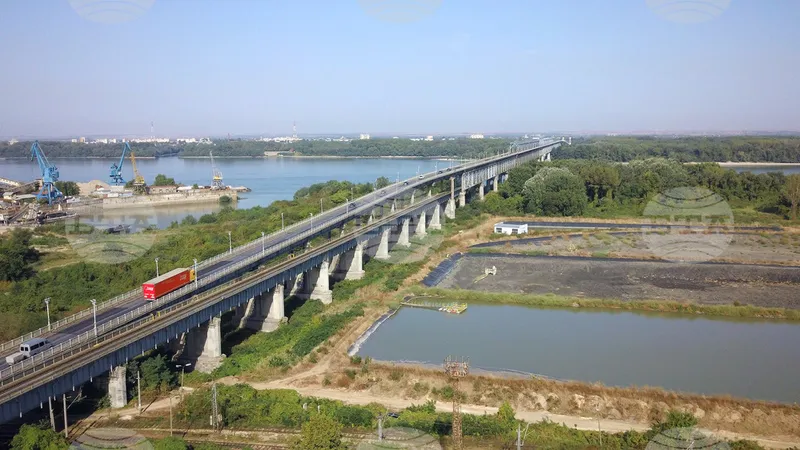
[0,140,563,358]
[0,190,416,385]
[0,193,447,392]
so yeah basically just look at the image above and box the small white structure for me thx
[493,222,528,235]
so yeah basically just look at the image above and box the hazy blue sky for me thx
[0,1,798,137]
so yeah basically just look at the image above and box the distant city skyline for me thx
[1,1,798,137]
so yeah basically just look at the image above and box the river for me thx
[356,305,800,404]
[0,157,448,227]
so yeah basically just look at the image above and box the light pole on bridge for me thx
[193,259,198,288]
[310,212,313,231]
[154,257,159,277]
[90,299,97,338]
[281,213,285,231]
[44,297,51,331]
[227,231,232,254]
[261,231,265,253]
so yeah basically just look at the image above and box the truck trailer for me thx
[142,267,196,300]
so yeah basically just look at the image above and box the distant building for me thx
[176,138,198,144]
[109,138,117,144]
[425,135,434,141]
[7,138,18,145]
[359,134,370,140]
[71,139,78,143]
[469,134,485,139]
[493,222,528,235]
[79,137,86,143]
[148,185,178,194]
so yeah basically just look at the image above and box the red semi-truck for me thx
[142,267,196,300]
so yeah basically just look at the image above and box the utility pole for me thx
[377,414,384,442]
[444,356,469,450]
[211,382,220,430]
[516,422,530,450]
[137,370,142,413]
[48,397,55,432]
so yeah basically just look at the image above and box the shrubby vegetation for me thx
[0,140,179,158]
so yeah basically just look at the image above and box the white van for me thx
[19,338,51,358]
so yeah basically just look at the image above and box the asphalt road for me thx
[0,168,455,373]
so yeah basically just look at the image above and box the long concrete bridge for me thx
[0,137,566,424]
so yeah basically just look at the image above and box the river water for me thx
[0,157,447,227]
[356,305,800,403]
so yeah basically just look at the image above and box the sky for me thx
[0,0,798,138]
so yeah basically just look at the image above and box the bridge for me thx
[0,137,567,425]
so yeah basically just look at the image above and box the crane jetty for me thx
[400,299,468,314]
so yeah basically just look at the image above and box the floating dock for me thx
[401,300,467,314]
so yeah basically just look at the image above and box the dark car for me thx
[387,412,399,418]
[350,202,357,208]
[403,181,409,185]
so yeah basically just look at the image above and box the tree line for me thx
[480,158,799,220]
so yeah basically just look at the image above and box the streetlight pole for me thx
[193,259,198,288]
[309,212,313,230]
[320,198,323,214]
[44,297,51,331]
[154,257,159,277]
[227,231,232,254]
[281,213,285,231]
[90,299,97,338]
[261,231,265,253]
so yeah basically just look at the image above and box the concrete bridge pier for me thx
[410,191,415,205]
[289,275,303,297]
[245,285,285,332]
[445,198,456,219]
[108,366,127,409]
[184,317,224,373]
[334,241,365,280]
[430,203,442,230]
[303,260,332,304]
[375,228,391,259]
[479,183,485,201]
[398,218,411,247]
[458,189,466,208]
[415,211,427,238]
[493,176,499,192]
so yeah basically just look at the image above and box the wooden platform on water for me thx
[401,300,467,314]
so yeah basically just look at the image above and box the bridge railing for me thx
[0,189,421,385]
[0,139,561,357]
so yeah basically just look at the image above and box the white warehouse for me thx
[493,222,528,235]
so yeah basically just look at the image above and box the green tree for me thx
[291,413,348,450]
[10,424,68,450]
[0,229,40,282]
[784,174,800,220]
[54,181,80,196]
[375,176,391,189]
[496,401,516,431]
[523,167,587,216]
[153,174,177,186]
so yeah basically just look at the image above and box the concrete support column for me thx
[445,198,456,219]
[368,214,373,224]
[493,176,499,192]
[479,183,485,201]
[428,189,432,198]
[108,366,127,409]
[391,201,396,213]
[398,218,411,247]
[345,241,365,280]
[186,317,223,373]
[289,275,303,296]
[245,285,285,332]
[430,203,442,230]
[305,261,332,304]
[415,211,427,237]
[375,228,390,259]
[458,189,466,208]
[450,177,455,200]
[410,192,415,205]
[546,152,551,161]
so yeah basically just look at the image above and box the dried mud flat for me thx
[438,255,800,309]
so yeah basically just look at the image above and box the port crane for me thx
[109,142,131,186]
[210,150,224,189]
[129,151,147,193]
[30,141,63,204]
